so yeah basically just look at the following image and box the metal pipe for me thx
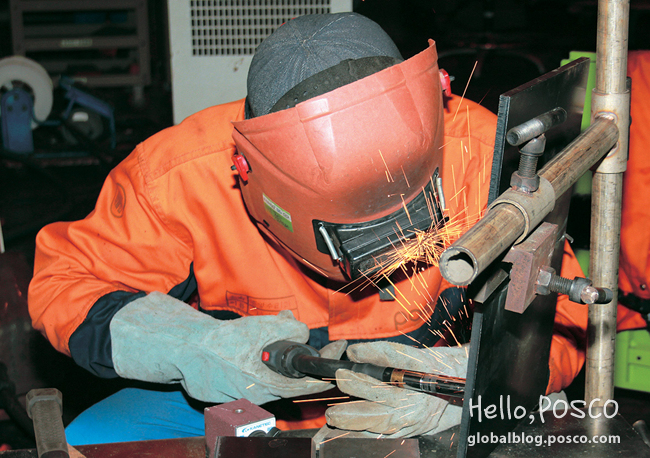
[585,0,630,406]
[506,107,567,147]
[439,118,618,286]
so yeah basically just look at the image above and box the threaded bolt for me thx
[545,273,613,304]
[548,275,574,295]
[517,154,539,179]
[517,135,547,178]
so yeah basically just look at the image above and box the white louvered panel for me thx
[168,0,353,124]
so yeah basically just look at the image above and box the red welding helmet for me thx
[232,15,445,282]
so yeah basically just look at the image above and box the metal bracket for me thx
[503,222,558,313]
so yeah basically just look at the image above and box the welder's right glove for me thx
[109,291,346,405]
[320,341,468,439]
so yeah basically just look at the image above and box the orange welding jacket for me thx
[28,94,496,357]
[619,51,650,313]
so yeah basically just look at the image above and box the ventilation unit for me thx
[167,0,353,124]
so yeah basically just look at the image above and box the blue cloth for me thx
[65,388,205,445]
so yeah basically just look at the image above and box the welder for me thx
[27,12,585,445]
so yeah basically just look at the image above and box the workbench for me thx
[2,410,648,458]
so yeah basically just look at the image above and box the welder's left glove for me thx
[323,342,468,438]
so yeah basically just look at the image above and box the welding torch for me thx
[261,340,465,398]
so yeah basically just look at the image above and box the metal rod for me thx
[439,118,618,286]
[587,174,624,404]
[585,0,630,406]
[26,389,69,458]
[596,0,630,95]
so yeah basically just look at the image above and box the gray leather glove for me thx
[110,291,346,405]
[323,341,467,438]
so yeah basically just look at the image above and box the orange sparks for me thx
[328,400,368,406]
[466,105,472,159]
[483,150,488,175]
[361,215,467,283]
[393,403,416,411]
[379,150,394,182]
[398,330,423,345]
[319,432,351,444]
[462,193,469,230]
[395,350,423,363]
[400,194,412,225]
[401,165,411,187]
[451,164,459,206]
[461,141,466,171]
[453,60,478,122]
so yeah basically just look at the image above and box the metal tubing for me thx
[439,118,618,285]
[489,177,556,245]
[587,174,624,405]
[595,0,630,95]
[538,117,618,197]
[439,204,525,285]
[585,0,630,406]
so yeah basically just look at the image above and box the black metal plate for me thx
[457,58,591,458]
[488,58,591,204]
[320,438,420,458]
[214,436,313,458]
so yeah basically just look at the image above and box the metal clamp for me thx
[488,176,556,244]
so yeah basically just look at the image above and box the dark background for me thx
[2,0,650,451]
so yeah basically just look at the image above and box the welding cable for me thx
[262,341,465,398]
[294,354,464,397]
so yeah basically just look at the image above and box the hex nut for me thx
[535,266,556,296]
[510,171,540,193]
[569,277,593,303]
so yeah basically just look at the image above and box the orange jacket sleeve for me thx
[28,100,247,358]
[28,146,194,356]
[619,51,650,314]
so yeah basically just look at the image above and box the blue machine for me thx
[1,77,116,155]
[59,76,116,149]
[1,88,34,154]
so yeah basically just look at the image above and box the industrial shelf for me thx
[10,0,150,89]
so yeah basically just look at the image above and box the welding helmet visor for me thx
[232,16,445,282]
